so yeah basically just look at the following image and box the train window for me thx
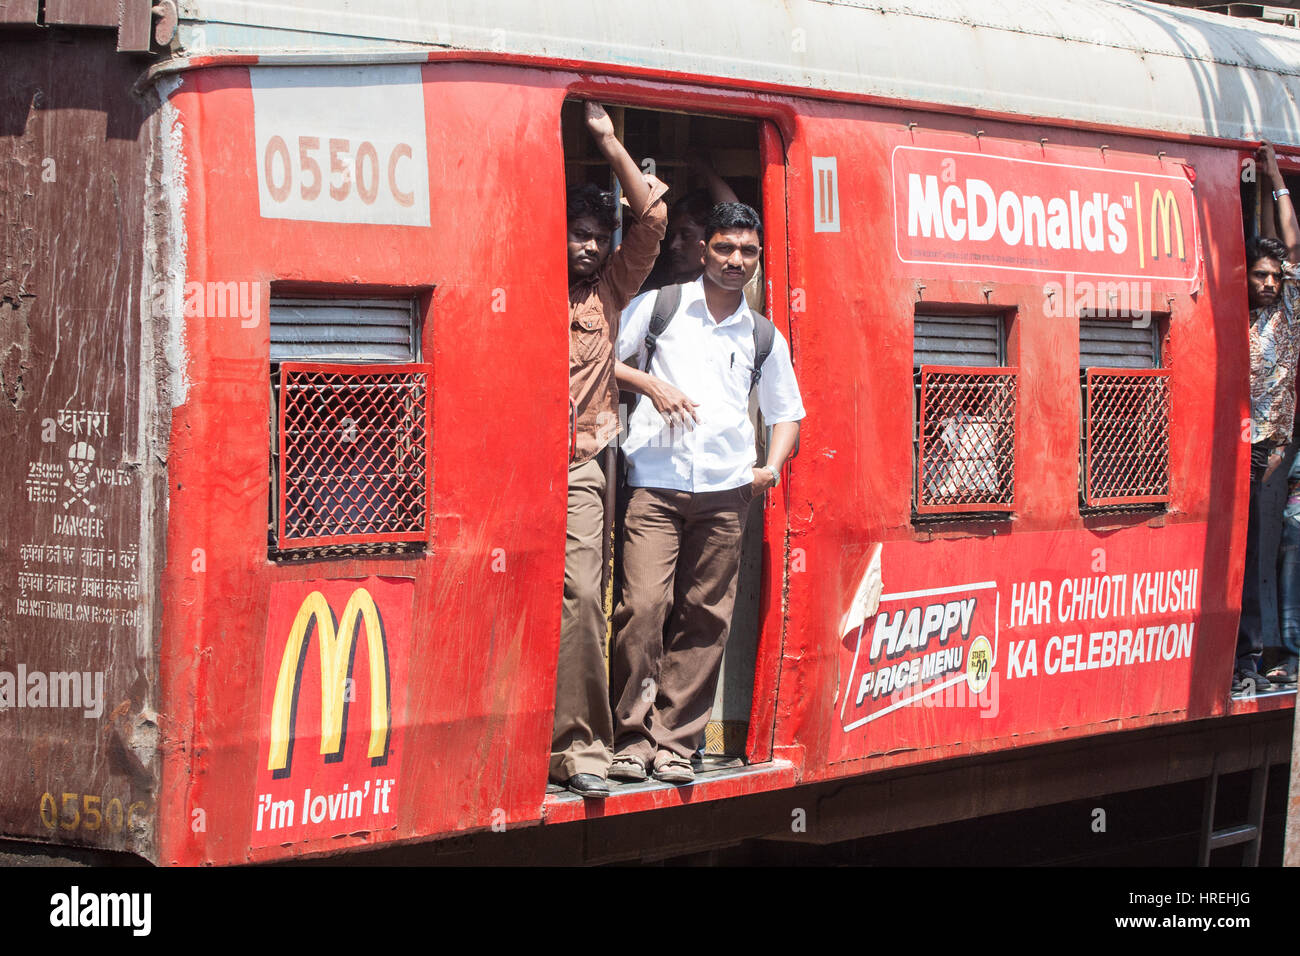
[267,297,430,555]
[1078,316,1170,510]
[912,311,1017,518]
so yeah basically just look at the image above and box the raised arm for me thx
[585,102,652,219]
[686,148,740,205]
[584,102,667,307]
[1262,142,1300,263]
[1260,182,1276,241]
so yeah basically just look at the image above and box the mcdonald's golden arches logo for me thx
[268,587,392,777]
[1134,182,1187,267]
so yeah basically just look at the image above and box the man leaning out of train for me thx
[1234,140,1300,696]
[554,101,668,799]
[608,202,805,784]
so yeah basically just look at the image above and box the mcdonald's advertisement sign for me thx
[251,576,413,848]
[892,143,1201,285]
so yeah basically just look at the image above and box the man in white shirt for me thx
[608,202,805,784]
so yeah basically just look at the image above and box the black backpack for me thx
[641,282,776,389]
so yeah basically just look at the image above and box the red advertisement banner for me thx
[251,575,412,849]
[833,524,1210,763]
[892,144,1201,285]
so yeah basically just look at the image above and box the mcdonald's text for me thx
[892,144,1200,284]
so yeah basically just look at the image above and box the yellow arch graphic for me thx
[1148,189,1186,262]
[268,588,391,774]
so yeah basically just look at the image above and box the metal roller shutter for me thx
[914,314,1002,367]
[270,299,417,363]
[1079,319,1159,369]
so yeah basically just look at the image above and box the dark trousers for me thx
[1279,518,1300,662]
[1236,443,1273,672]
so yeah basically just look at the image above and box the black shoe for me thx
[565,773,609,799]
[1232,669,1276,696]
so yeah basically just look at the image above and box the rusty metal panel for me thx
[118,0,155,52]
[44,0,119,27]
[0,0,38,24]
[1285,703,1300,864]
[0,31,159,857]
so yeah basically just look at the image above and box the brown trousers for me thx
[610,484,753,764]
[550,457,614,781]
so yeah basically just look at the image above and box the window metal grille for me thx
[276,362,430,549]
[1082,369,1170,507]
[916,366,1017,514]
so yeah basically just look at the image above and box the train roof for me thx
[174,0,1300,146]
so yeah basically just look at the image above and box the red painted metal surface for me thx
[157,63,582,865]
[778,102,1252,787]
[138,55,1272,864]
[744,118,791,769]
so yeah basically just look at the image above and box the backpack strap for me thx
[643,282,683,372]
[644,285,775,392]
[750,314,776,389]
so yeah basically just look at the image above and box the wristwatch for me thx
[763,465,781,487]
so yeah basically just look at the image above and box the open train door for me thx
[726,120,794,767]
[560,105,795,772]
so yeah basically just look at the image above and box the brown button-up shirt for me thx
[569,178,668,465]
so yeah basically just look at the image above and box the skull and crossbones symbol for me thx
[63,441,97,512]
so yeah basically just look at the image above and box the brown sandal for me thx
[653,755,695,784]
[609,754,647,781]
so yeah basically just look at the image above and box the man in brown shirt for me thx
[554,101,667,798]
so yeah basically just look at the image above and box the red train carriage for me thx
[3,0,1300,865]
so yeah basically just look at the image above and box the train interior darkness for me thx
[562,100,765,761]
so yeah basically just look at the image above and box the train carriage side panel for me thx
[776,100,1254,783]
[156,63,576,865]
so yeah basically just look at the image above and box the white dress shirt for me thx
[616,278,805,492]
